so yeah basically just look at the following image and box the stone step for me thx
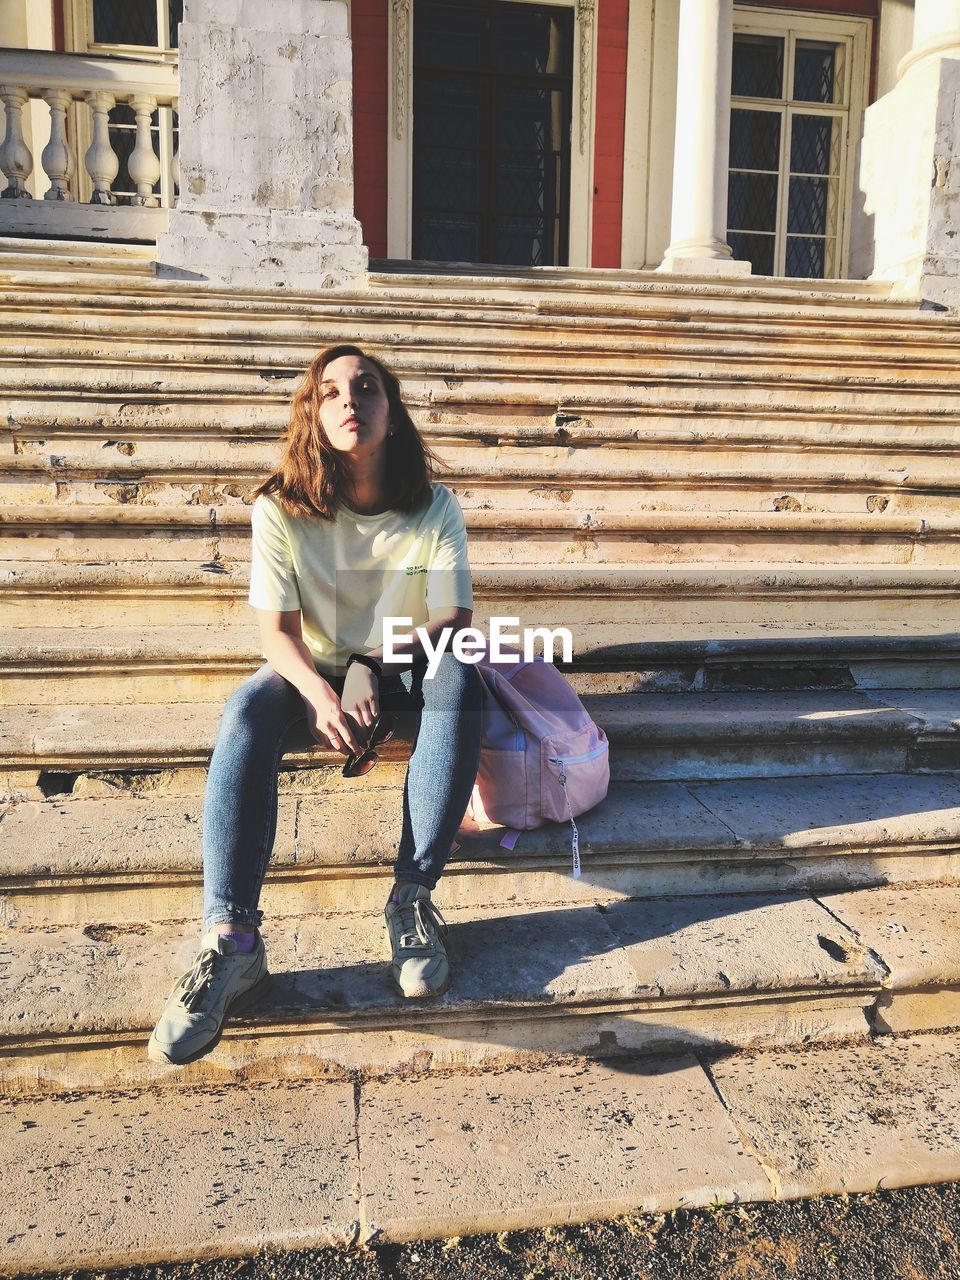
[3,687,960,775]
[8,504,960,567]
[5,561,960,633]
[13,334,960,401]
[11,393,960,446]
[11,465,960,519]
[7,1021,960,1272]
[9,441,960,513]
[1,880,958,1097]
[9,368,960,437]
[7,626,960,709]
[3,771,960,927]
[0,263,944,338]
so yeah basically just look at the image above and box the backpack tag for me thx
[499,829,521,851]
[549,755,582,879]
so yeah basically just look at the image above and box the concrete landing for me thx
[6,1028,960,1274]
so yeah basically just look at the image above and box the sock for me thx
[218,928,258,953]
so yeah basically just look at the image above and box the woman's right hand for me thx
[304,680,365,756]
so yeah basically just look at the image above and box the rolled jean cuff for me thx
[390,866,438,893]
[203,906,264,929]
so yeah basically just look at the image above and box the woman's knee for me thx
[420,650,482,710]
[219,664,298,737]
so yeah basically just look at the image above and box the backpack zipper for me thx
[547,741,608,768]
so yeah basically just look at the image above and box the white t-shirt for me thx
[248,483,473,676]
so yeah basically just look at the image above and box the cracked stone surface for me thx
[600,893,884,996]
[689,772,960,849]
[357,1056,770,1243]
[0,795,293,877]
[0,904,639,1040]
[861,689,960,734]
[0,893,891,1050]
[710,1029,960,1199]
[818,883,960,988]
[7,774,960,891]
[0,1079,359,1274]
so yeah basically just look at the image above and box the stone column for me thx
[155,0,367,290]
[657,0,749,276]
[859,0,960,305]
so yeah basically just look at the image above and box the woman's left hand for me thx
[341,663,380,740]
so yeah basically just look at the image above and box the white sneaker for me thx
[147,931,269,1065]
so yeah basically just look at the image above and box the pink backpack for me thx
[467,652,610,877]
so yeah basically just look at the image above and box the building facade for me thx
[0,0,958,303]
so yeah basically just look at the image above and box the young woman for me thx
[148,344,483,1065]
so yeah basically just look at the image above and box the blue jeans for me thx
[201,651,483,928]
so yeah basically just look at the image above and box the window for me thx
[412,0,574,267]
[727,12,868,279]
[80,0,182,55]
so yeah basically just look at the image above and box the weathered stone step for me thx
[6,1026,960,1274]
[0,235,911,307]
[0,261,938,334]
[5,562,960,634]
[9,355,960,419]
[9,438,960,499]
[0,266,922,317]
[0,889,890,1091]
[7,626,960,704]
[11,394,960,447]
[8,505,960,568]
[3,880,959,1099]
[3,772,960,927]
[10,473,960,524]
[3,688,960,775]
[13,320,960,389]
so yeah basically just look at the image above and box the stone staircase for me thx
[4,239,960,1271]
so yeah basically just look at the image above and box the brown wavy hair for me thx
[252,344,441,520]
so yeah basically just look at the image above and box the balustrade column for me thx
[169,96,179,200]
[83,89,118,204]
[128,93,161,205]
[41,88,74,200]
[0,86,33,198]
[657,0,749,276]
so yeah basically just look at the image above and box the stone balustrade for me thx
[0,48,178,242]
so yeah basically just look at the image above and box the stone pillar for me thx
[155,0,367,290]
[657,0,749,276]
[859,0,960,305]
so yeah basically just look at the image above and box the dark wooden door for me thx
[412,0,573,267]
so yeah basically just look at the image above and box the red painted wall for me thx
[591,0,630,268]
[351,0,389,259]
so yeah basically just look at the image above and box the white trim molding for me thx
[386,0,596,267]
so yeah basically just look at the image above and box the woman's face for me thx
[317,355,392,458]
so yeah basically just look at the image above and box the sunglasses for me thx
[342,709,397,778]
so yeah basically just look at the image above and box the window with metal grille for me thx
[727,24,854,279]
[412,0,573,267]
